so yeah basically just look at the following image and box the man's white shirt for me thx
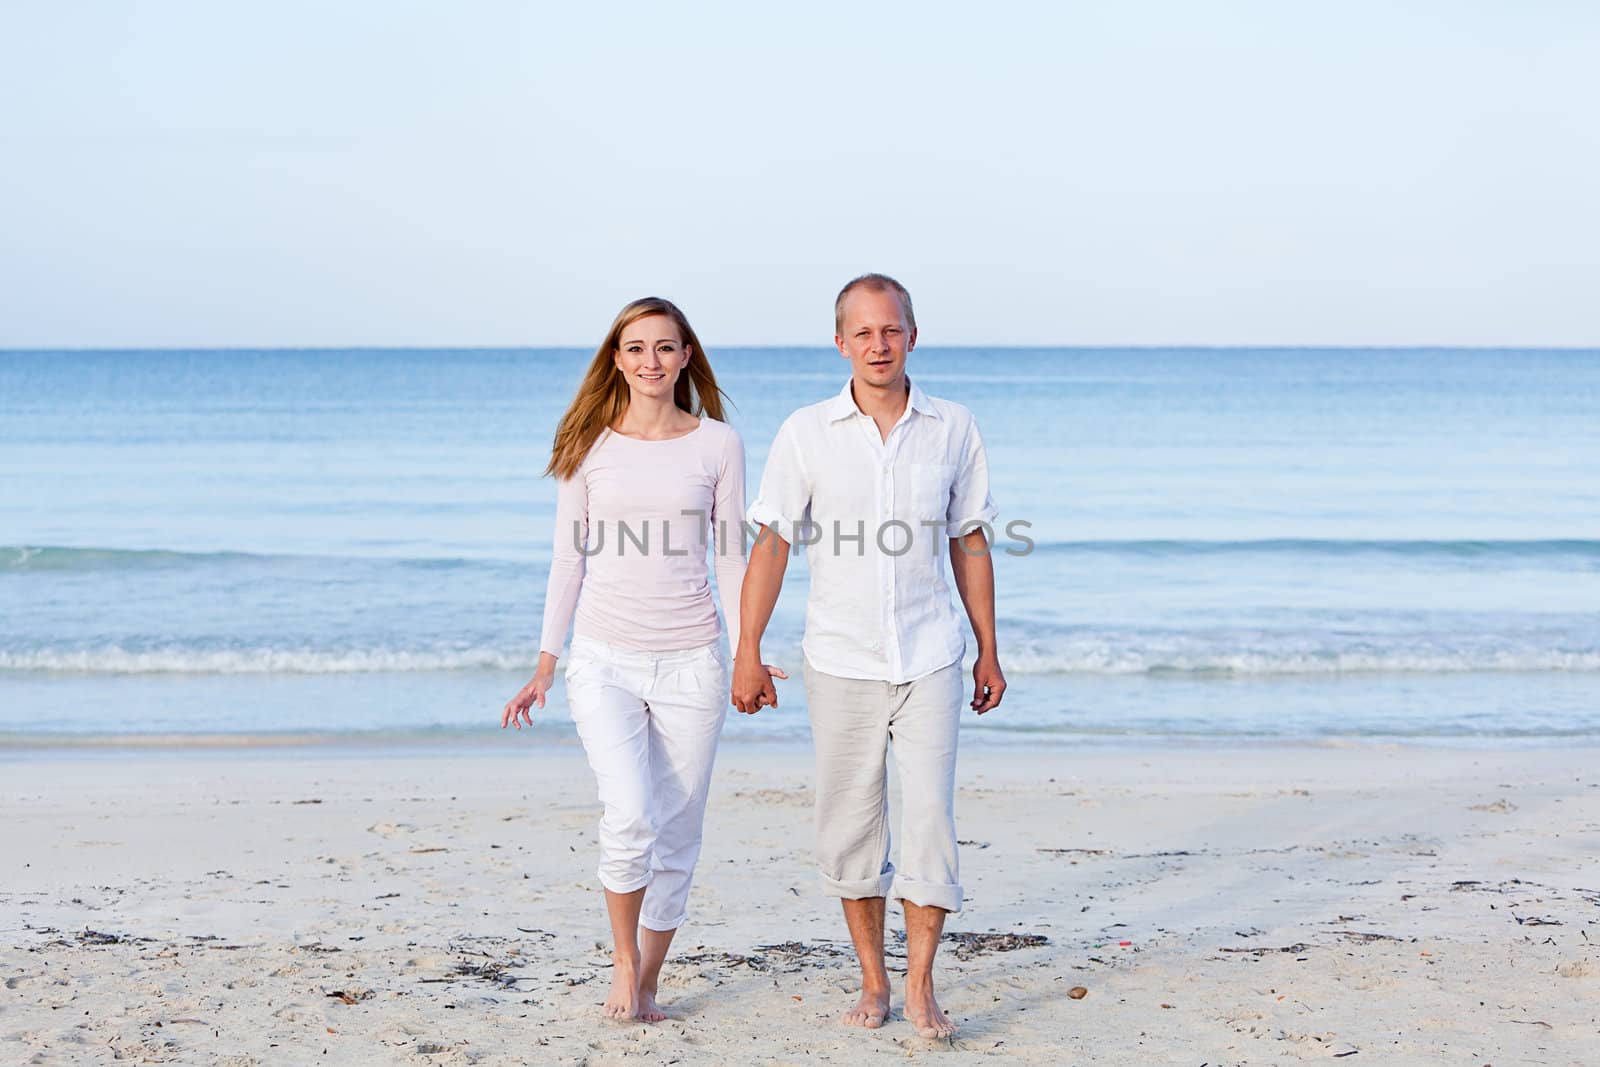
[747,378,998,685]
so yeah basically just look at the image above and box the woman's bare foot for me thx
[603,953,641,1020]
[635,985,668,1023]
[842,987,891,1029]
[904,978,955,1038]
[635,925,675,1024]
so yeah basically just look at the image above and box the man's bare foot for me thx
[636,982,668,1023]
[904,979,956,1038]
[603,954,641,1020]
[842,988,891,1029]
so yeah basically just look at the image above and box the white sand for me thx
[3,740,1598,1064]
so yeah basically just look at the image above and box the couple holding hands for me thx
[501,273,1006,1037]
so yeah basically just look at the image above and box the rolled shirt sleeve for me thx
[945,415,999,538]
[746,417,812,542]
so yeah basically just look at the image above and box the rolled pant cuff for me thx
[819,868,896,900]
[639,909,686,933]
[889,876,963,913]
[598,870,653,895]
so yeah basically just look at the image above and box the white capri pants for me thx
[564,635,728,931]
[802,658,965,914]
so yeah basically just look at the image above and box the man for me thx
[732,273,1006,1038]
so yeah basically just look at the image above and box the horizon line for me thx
[5,343,1600,354]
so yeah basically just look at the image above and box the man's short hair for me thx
[834,273,916,334]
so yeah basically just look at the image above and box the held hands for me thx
[502,652,559,730]
[731,655,789,715]
[971,652,1006,714]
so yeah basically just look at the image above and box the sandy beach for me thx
[3,740,1598,1065]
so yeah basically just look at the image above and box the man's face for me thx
[835,287,916,389]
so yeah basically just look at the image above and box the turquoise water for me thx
[2,347,1597,741]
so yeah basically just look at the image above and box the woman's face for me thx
[614,314,690,401]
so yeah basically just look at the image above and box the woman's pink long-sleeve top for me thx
[538,418,747,657]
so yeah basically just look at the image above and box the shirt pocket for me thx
[908,462,955,523]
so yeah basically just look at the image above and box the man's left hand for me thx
[971,654,1006,714]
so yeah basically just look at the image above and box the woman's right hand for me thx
[502,652,559,730]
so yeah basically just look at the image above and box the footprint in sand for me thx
[410,1040,477,1063]
[269,1002,320,1023]
[375,1022,428,1045]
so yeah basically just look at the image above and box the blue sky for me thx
[1,1,1596,347]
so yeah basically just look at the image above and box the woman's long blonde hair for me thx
[545,297,728,480]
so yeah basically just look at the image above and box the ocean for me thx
[2,347,1597,744]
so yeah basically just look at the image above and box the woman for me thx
[501,297,783,1022]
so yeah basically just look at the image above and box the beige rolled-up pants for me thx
[802,658,964,913]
